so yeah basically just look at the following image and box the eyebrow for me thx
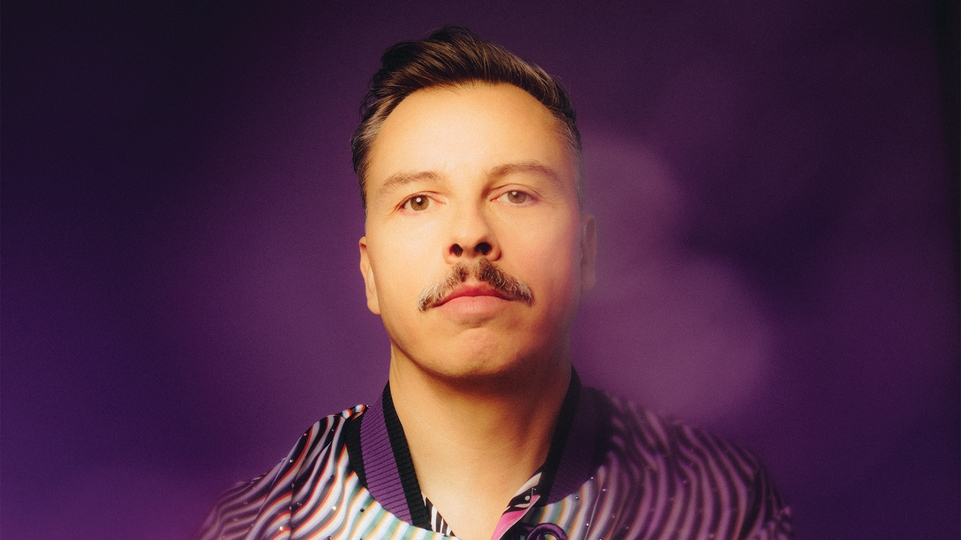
[488,161,562,183]
[375,161,562,199]
[376,170,444,198]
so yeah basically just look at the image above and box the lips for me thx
[435,282,512,307]
[417,259,534,311]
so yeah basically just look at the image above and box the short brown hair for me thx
[350,26,583,211]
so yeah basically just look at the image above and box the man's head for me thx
[351,26,583,211]
[355,28,595,386]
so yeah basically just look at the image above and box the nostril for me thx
[475,242,492,256]
[451,244,464,257]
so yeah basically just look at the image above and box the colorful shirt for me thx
[195,376,792,540]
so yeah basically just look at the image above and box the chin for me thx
[388,323,569,389]
[424,353,524,384]
[414,344,561,394]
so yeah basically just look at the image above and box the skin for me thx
[359,82,596,540]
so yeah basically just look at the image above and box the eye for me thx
[500,190,530,204]
[403,195,431,211]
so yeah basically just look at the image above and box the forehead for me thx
[365,83,576,195]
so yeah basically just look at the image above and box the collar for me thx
[345,370,606,529]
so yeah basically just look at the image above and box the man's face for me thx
[359,83,595,383]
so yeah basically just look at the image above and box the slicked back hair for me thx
[350,26,583,212]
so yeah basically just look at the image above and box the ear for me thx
[359,236,381,315]
[579,214,597,293]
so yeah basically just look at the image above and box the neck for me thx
[387,348,571,540]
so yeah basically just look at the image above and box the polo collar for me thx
[345,370,606,532]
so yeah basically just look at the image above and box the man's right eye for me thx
[403,195,430,211]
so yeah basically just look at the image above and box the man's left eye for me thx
[500,190,530,204]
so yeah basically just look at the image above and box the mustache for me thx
[417,259,533,312]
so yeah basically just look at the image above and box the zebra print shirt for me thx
[195,386,792,540]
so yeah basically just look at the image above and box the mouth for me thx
[417,259,534,312]
[435,283,513,307]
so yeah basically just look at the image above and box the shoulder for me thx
[601,391,761,476]
[193,405,366,540]
[593,390,794,539]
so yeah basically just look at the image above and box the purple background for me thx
[2,1,958,538]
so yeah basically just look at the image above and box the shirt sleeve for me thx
[741,462,794,540]
[192,424,320,540]
[192,456,298,540]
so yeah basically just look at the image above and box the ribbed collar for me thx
[345,370,606,527]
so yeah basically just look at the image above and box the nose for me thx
[450,242,491,257]
[445,204,499,262]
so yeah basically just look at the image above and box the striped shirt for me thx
[195,377,792,540]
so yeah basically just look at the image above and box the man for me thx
[197,27,792,540]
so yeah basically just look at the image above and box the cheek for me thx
[512,221,582,292]
[369,228,439,305]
